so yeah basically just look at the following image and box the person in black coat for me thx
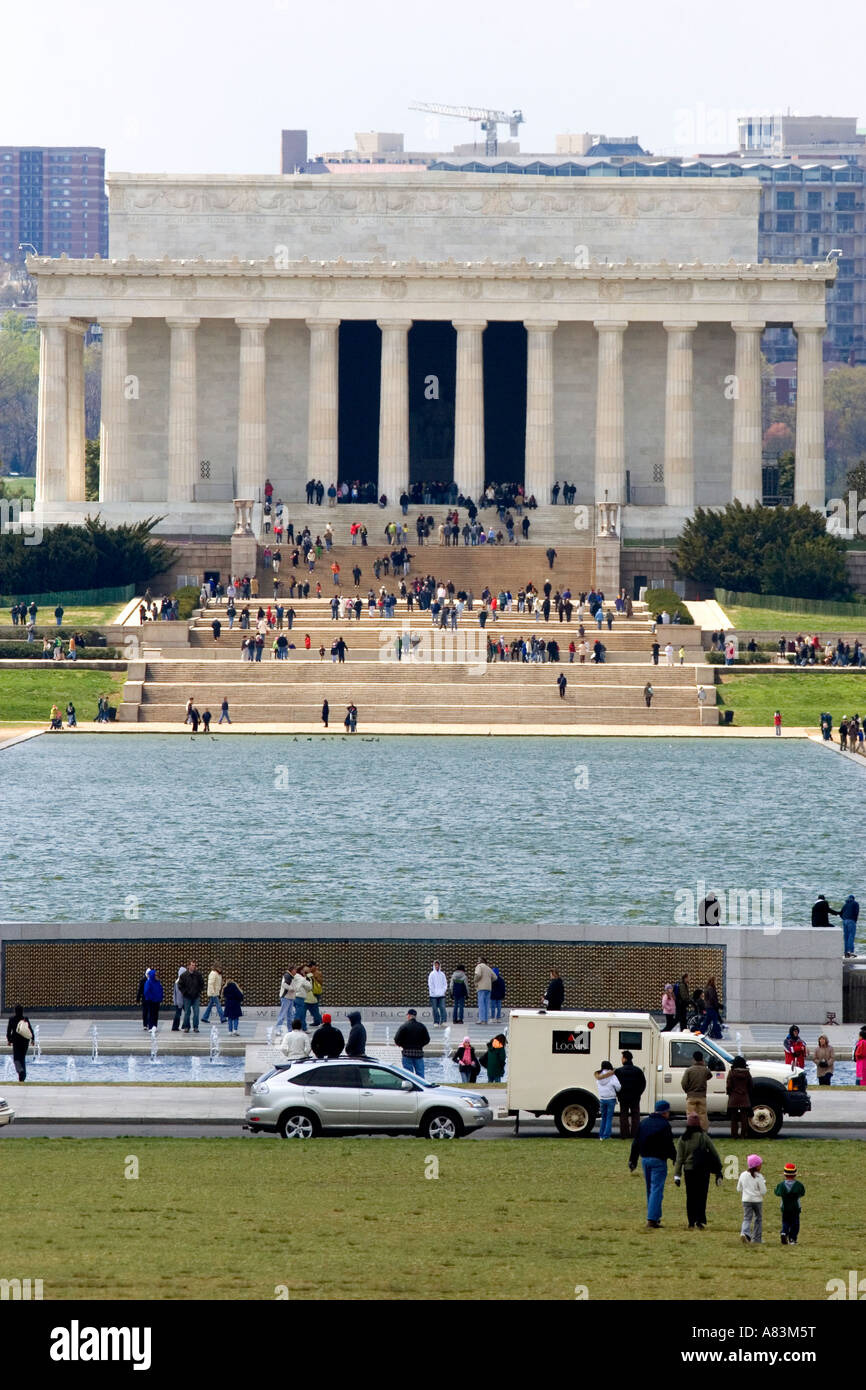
[615,1050,647,1139]
[628,1101,677,1228]
[345,1011,367,1058]
[6,1004,33,1082]
[544,969,565,1011]
[311,1014,345,1059]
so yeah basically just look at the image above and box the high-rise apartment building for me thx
[0,146,108,262]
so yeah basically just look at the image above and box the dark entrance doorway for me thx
[409,322,455,489]
[338,321,380,489]
[483,323,527,488]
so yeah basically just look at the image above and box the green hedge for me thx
[173,585,200,621]
[0,627,109,644]
[643,588,694,624]
[716,588,866,619]
[706,650,774,665]
[0,584,134,607]
[0,645,122,660]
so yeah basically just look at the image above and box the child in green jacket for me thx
[774,1161,806,1245]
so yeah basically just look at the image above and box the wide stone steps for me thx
[142,659,702,686]
[137,702,709,726]
[140,679,706,709]
[258,503,597,549]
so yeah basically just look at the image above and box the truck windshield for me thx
[701,1038,734,1064]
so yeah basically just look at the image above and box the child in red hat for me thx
[774,1162,806,1245]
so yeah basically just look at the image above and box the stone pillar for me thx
[99,317,133,502]
[376,319,411,502]
[524,321,557,504]
[34,319,70,504]
[306,318,340,488]
[593,321,628,504]
[663,321,697,510]
[236,318,269,500]
[65,321,87,502]
[730,322,766,505]
[794,323,827,509]
[453,320,487,500]
[166,317,200,504]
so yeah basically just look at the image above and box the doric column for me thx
[663,321,697,510]
[65,321,87,502]
[166,317,200,504]
[794,323,827,509]
[453,319,487,500]
[376,319,411,502]
[593,321,628,504]
[99,317,132,502]
[524,321,557,504]
[306,319,340,487]
[35,318,70,504]
[730,322,766,505]
[236,318,269,499]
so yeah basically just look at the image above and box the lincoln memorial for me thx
[30,173,834,536]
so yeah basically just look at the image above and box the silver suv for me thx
[244,1057,493,1139]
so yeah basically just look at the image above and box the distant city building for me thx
[737,114,865,159]
[0,146,108,262]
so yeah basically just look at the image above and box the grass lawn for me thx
[718,671,866,727]
[725,604,866,633]
[0,668,126,722]
[0,604,126,626]
[2,1137,862,1300]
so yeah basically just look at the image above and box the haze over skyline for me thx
[3,0,863,173]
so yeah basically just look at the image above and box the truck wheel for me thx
[747,1097,783,1138]
[553,1095,597,1137]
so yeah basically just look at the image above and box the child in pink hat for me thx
[736,1154,766,1244]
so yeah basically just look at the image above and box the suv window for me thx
[303,1064,361,1088]
[359,1066,410,1090]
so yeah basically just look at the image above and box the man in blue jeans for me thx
[427,961,448,1026]
[841,892,859,958]
[394,1008,430,1078]
[180,960,204,1034]
[628,1099,677,1229]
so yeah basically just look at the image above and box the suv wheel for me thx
[553,1095,597,1137]
[747,1096,783,1138]
[278,1109,319,1139]
[423,1110,463,1140]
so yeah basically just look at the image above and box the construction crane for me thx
[409,101,524,157]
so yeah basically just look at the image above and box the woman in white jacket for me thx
[594,1062,621,1141]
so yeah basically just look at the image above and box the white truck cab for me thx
[506,1009,810,1138]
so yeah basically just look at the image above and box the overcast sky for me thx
[4,0,863,173]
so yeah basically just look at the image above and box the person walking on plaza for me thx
[773,709,782,737]
[615,1050,646,1140]
[321,699,329,730]
[201,964,225,1024]
[774,1161,806,1245]
[6,1004,33,1082]
[280,1018,312,1061]
[142,968,163,1030]
[276,969,294,1033]
[813,1034,835,1085]
[427,960,448,1025]
[661,984,677,1031]
[855,1025,866,1086]
[673,973,691,1030]
[556,671,567,699]
[841,892,859,958]
[291,967,315,1028]
[311,1013,344,1059]
[394,1008,430,1078]
[223,974,243,1034]
[737,1154,766,1244]
[474,958,495,1023]
[490,966,506,1020]
[673,1113,723,1229]
[594,1060,621,1140]
[180,960,204,1033]
[628,1100,676,1229]
[171,966,187,1031]
[544,967,564,1011]
[783,1023,807,1069]
[644,682,654,708]
[453,1036,481,1084]
[135,969,150,1028]
[218,697,231,725]
[703,976,723,1039]
[449,964,469,1024]
[726,1055,754,1136]
[681,1049,712,1131]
